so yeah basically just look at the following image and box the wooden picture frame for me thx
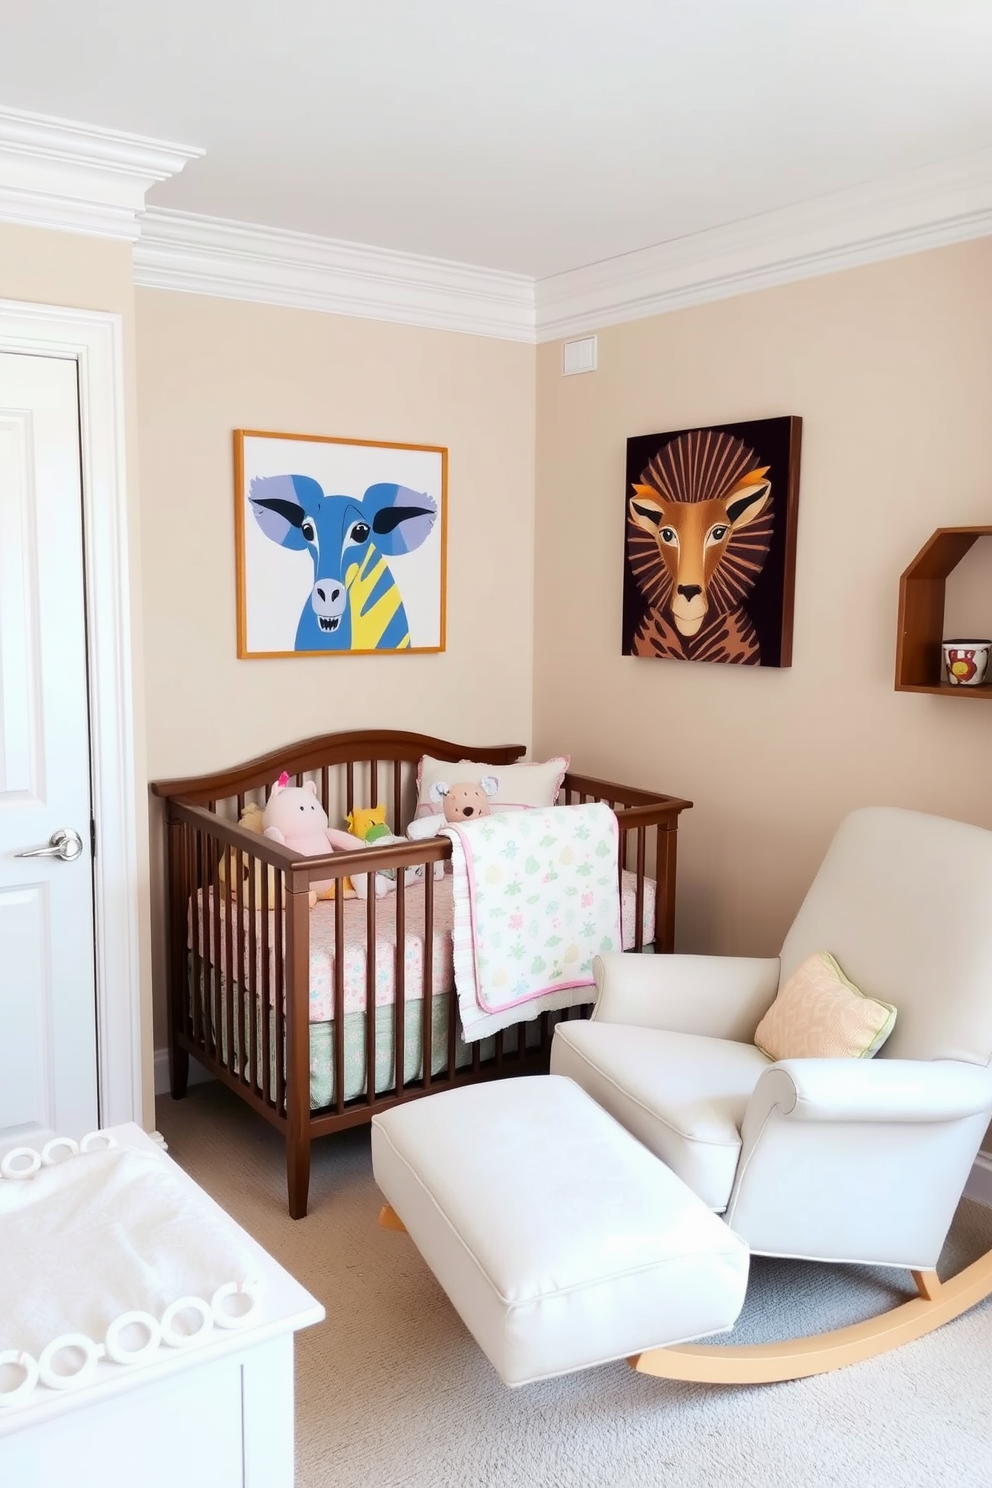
[622,415,802,667]
[234,429,447,658]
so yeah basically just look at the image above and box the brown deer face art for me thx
[629,469,771,638]
[623,422,800,666]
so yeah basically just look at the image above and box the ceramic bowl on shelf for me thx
[942,639,992,687]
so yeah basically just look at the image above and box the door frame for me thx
[0,298,141,1127]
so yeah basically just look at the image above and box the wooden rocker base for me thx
[379,1208,992,1386]
[632,1250,992,1384]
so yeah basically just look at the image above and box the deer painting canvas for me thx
[622,416,802,667]
[235,430,447,658]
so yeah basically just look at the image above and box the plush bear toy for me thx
[262,773,364,900]
[407,777,499,842]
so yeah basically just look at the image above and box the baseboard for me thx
[153,1047,215,1097]
[965,1152,992,1209]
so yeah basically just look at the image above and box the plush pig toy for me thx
[262,772,364,900]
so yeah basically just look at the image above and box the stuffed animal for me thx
[217,800,323,909]
[346,804,430,890]
[239,801,266,835]
[263,772,363,900]
[407,777,499,842]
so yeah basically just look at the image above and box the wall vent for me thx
[562,335,597,376]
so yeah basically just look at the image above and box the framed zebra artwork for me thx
[622,415,802,667]
[234,429,447,658]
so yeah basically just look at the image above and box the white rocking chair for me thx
[550,806,992,1383]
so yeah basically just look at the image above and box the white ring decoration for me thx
[211,1281,260,1330]
[0,1351,40,1408]
[41,1136,79,1165]
[104,1311,161,1365]
[79,1130,117,1153]
[161,1296,214,1349]
[38,1334,102,1391]
[0,1147,41,1180]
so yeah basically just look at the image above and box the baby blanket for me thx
[443,802,622,1041]
[0,1142,262,1407]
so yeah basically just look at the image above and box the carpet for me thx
[156,1082,992,1488]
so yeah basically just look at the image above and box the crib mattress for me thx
[190,871,655,1024]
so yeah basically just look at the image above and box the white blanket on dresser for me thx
[0,1144,260,1375]
[443,803,622,1041]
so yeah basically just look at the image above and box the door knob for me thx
[15,828,84,862]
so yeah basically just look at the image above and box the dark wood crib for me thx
[151,730,691,1217]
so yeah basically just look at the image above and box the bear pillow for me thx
[414,755,569,820]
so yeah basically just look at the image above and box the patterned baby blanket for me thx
[443,802,622,1041]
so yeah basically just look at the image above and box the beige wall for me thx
[534,237,992,960]
[135,288,536,1043]
[8,217,992,1114]
[0,223,157,1125]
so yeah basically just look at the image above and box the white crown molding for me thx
[0,105,202,242]
[134,207,536,342]
[134,146,992,344]
[535,147,992,342]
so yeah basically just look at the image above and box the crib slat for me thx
[274,873,286,1115]
[392,761,402,835]
[395,865,406,1095]
[346,762,355,818]
[423,866,434,1091]
[248,841,259,1096]
[285,883,312,1218]
[445,907,457,1080]
[210,836,223,1062]
[189,825,202,1049]
[261,861,272,1108]
[365,873,377,1106]
[320,766,329,815]
[634,827,646,952]
[196,829,208,1054]
[333,887,345,1114]
[235,844,247,1084]
[370,758,379,811]
[167,821,189,1063]
[224,841,235,1076]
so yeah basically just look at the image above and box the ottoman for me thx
[371,1075,749,1386]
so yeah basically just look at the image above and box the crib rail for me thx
[154,735,691,1217]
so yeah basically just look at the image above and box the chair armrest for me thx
[729,1058,992,1267]
[744,1058,992,1129]
[591,951,781,1039]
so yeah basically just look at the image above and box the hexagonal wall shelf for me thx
[896,526,992,697]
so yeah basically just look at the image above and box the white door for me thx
[0,351,98,1151]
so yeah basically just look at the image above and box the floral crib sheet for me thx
[189,871,656,1024]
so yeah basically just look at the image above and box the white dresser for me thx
[0,1124,324,1488]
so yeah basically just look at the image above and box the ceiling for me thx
[3,0,992,279]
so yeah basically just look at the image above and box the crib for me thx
[151,730,692,1217]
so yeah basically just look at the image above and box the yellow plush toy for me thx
[346,804,394,847]
[345,804,401,894]
[345,804,434,891]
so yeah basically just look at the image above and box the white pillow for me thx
[414,755,569,818]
